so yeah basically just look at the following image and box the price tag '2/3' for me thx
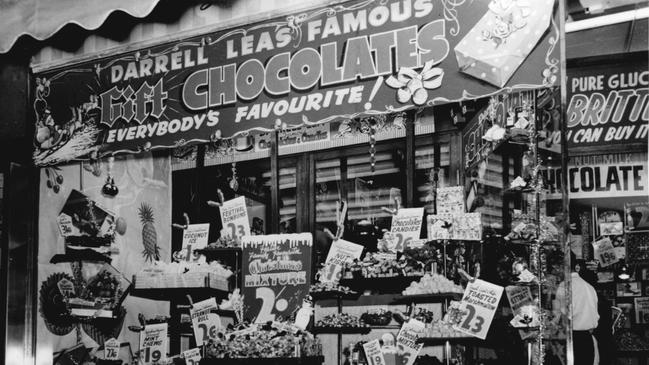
[190,298,222,344]
[219,196,250,240]
[138,323,167,365]
[453,279,504,340]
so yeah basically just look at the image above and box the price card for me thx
[57,278,75,297]
[363,339,386,365]
[219,196,251,240]
[182,224,210,260]
[505,285,533,313]
[593,237,619,267]
[190,298,222,344]
[138,323,167,365]
[395,319,424,365]
[436,186,465,214]
[182,348,202,365]
[321,239,364,283]
[453,279,504,340]
[104,338,120,360]
[242,233,312,323]
[390,208,424,251]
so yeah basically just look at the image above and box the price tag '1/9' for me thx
[104,338,120,360]
[183,348,202,365]
[453,279,504,340]
[139,323,167,365]
[363,339,386,365]
[190,298,222,344]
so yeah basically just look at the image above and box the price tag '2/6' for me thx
[453,279,504,340]
[190,298,222,344]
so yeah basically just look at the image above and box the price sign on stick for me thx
[593,237,619,267]
[190,298,222,344]
[104,338,120,360]
[219,196,250,240]
[183,348,202,365]
[321,239,363,283]
[363,339,386,365]
[396,319,425,365]
[182,224,210,260]
[138,323,167,365]
[242,233,312,323]
[453,279,504,340]
[389,208,424,251]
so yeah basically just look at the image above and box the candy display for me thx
[204,322,321,359]
[422,321,468,338]
[615,330,649,351]
[316,313,367,329]
[134,260,233,290]
[402,274,464,295]
[360,310,392,326]
[343,252,425,279]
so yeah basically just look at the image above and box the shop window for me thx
[414,137,451,214]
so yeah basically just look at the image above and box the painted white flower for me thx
[385,61,444,106]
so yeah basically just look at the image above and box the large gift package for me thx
[454,0,555,87]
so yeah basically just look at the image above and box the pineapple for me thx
[138,203,160,262]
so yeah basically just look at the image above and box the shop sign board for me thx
[241,233,312,323]
[453,279,504,340]
[566,58,648,149]
[542,153,648,200]
[32,0,559,166]
[254,124,330,152]
[138,323,167,365]
[219,196,251,240]
[190,298,222,344]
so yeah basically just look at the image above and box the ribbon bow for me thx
[483,0,531,46]
[385,60,444,106]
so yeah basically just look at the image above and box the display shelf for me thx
[506,281,543,287]
[505,239,561,246]
[309,290,361,301]
[416,337,477,345]
[176,304,237,318]
[130,286,230,301]
[199,356,325,365]
[339,275,423,293]
[311,326,372,334]
[196,247,242,255]
[392,293,463,304]
[50,249,112,264]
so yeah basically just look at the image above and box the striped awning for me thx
[0,0,160,53]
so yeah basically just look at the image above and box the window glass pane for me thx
[414,139,451,214]
[345,146,405,251]
[278,165,297,233]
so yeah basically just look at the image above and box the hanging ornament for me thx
[101,157,119,197]
[369,118,377,174]
[229,162,239,191]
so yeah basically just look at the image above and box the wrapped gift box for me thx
[454,0,554,87]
